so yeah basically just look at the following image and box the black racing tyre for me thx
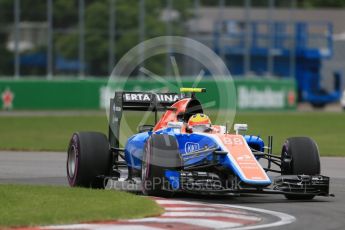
[281,137,320,200]
[141,134,181,196]
[67,132,110,189]
[311,103,326,109]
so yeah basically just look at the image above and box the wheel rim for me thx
[281,143,292,174]
[141,160,147,182]
[142,143,151,193]
[67,145,77,179]
[142,151,149,181]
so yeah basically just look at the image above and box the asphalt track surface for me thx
[0,151,344,230]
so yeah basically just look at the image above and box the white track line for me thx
[165,207,220,211]
[162,212,261,221]
[130,217,242,229]
[165,207,247,215]
[44,224,161,230]
[155,200,193,205]
[221,204,296,230]
[165,207,246,214]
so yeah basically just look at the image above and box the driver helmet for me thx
[187,113,212,132]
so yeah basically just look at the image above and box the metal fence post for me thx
[165,0,172,77]
[138,0,145,76]
[218,0,224,62]
[78,0,85,79]
[244,0,251,77]
[108,0,116,75]
[47,0,53,80]
[192,0,200,75]
[290,0,296,78]
[14,0,20,79]
[267,0,274,77]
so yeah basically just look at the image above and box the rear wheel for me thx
[141,134,181,196]
[311,103,326,109]
[281,137,320,200]
[67,132,110,189]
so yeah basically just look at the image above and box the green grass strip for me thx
[0,184,163,227]
[0,112,344,156]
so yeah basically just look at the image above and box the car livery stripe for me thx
[196,133,271,185]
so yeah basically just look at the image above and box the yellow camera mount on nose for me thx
[180,88,206,93]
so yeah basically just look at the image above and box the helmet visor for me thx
[191,124,211,133]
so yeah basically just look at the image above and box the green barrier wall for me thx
[0,79,106,109]
[0,78,296,110]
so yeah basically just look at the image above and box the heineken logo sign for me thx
[237,86,286,109]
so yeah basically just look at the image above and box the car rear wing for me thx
[114,91,184,111]
[108,91,185,149]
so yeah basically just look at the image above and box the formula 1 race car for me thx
[67,88,330,200]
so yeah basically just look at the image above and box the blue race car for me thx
[67,88,330,200]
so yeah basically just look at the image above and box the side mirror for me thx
[138,124,154,133]
[234,123,248,135]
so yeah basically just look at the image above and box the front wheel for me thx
[67,132,110,189]
[281,137,320,200]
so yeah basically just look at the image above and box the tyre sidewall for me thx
[281,137,320,200]
[142,135,164,195]
[67,132,110,188]
[141,134,181,196]
[281,137,320,175]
